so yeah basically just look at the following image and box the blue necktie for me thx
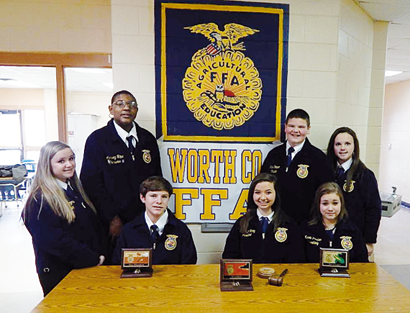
[260,217,269,234]
[126,136,135,160]
[150,224,159,243]
[287,147,295,168]
[337,166,344,178]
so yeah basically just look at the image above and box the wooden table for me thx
[32,263,410,312]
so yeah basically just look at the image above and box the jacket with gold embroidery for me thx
[222,214,304,263]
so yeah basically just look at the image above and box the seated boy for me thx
[260,109,333,224]
[113,176,197,265]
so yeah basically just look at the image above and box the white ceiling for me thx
[0,66,112,92]
[0,1,409,89]
[357,0,410,84]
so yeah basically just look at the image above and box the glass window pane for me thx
[0,150,21,164]
[0,111,21,147]
[26,151,40,162]
[24,110,46,146]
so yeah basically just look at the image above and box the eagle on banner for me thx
[184,23,259,59]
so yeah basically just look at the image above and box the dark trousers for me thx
[38,269,69,297]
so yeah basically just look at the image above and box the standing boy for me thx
[113,176,197,265]
[260,109,333,224]
[81,90,162,261]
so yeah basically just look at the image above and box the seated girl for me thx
[22,141,105,296]
[222,173,304,263]
[301,182,368,263]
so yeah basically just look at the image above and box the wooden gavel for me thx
[268,269,288,286]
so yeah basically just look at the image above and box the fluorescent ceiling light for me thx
[385,70,402,77]
[70,68,106,74]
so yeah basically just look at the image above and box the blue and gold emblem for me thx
[296,164,309,179]
[142,150,152,164]
[165,234,178,251]
[343,180,355,193]
[340,236,353,250]
[182,23,262,130]
[275,227,288,243]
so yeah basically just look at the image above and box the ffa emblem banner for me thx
[155,0,289,223]
[155,0,289,142]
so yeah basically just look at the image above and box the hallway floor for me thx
[1,203,410,312]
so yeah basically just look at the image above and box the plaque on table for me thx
[121,248,153,278]
[319,248,350,278]
[220,259,253,291]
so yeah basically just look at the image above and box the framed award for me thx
[120,248,153,278]
[220,259,253,291]
[319,248,350,278]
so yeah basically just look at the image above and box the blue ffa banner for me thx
[155,0,289,142]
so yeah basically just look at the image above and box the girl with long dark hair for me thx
[327,127,381,257]
[222,173,304,263]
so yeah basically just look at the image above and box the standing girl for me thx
[22,141,105,296]
[327,127,381,256]
[302,182,368,263]
[222,173,304,263]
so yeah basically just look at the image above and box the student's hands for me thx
[98,255,105,266]
[109,215,123,238]
[366,243,374,256]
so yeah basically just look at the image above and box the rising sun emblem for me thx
[182,23,262,130]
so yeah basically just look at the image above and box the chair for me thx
[0,180,25,211]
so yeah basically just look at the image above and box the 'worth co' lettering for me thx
[167,148,262,184]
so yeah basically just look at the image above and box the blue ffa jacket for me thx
[23,189,103,290]
[301,219,368,263]
[222,215,304,263]
[80,120,162,226]
[336,168,381,244]
[261,139,334,224]
[113,209,197,265]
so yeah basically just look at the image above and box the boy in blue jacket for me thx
[113,176,197,265]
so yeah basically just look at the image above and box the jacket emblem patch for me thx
[275,227,288,243]
[296,164,309,179]
[343,180,355,193]
[165,234,178,251]
[143,150,152,164]
[340,236,353,250]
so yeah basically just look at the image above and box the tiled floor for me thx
[1,202,410,312]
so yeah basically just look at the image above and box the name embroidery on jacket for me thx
[106,154,125,165]
[269,165,280,174]
[242,229,256,237]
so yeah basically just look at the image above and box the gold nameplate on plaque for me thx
[319,248,350,278]
[121,248,153,278]
[220,259,253,291]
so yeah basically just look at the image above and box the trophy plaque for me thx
[220,259,253,291]
[121,248,153,278]
[319,248,350,278]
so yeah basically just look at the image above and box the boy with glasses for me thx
[81,90,162,262]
